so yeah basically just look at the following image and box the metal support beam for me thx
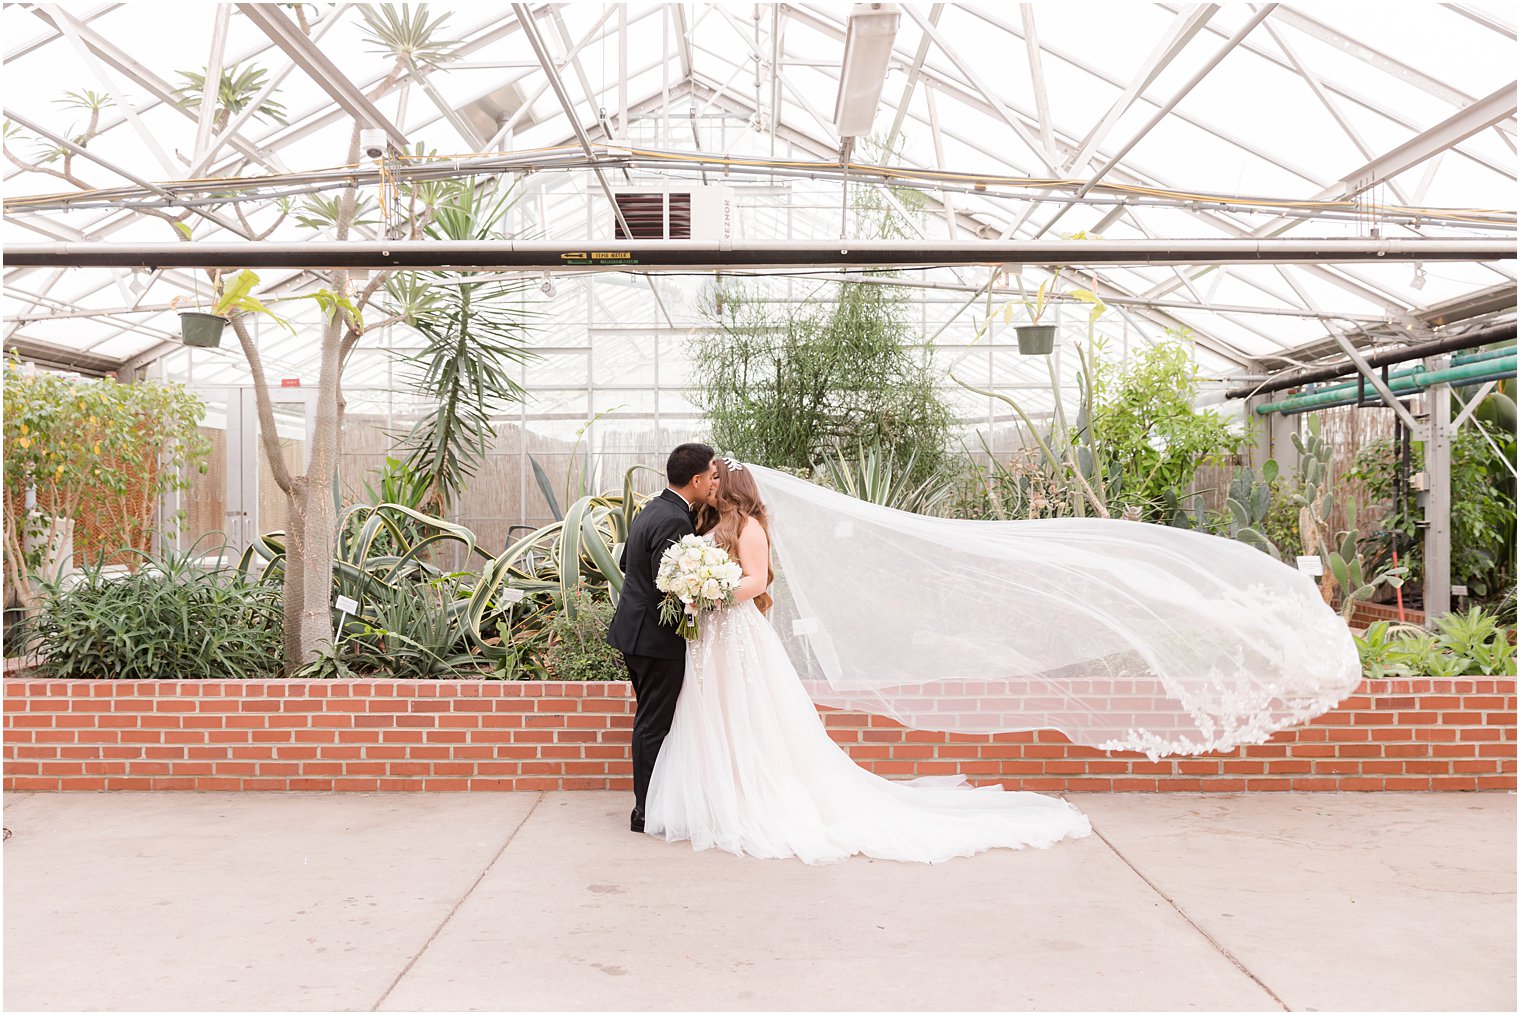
[1422,356,1453,619]
[1034,4,1277,237]
[1451,380,1497,428]
[883,3,942,157]
[1063,4,1219,175]
[192,5,231,163]
[26,4,284,173]
[1262,18,1414,207]
[48,6,180,176]
[1018,6,1058,164]
[236,2,408,149]
[3,109,252,239]
[1158,2,1515,180]
[1336,83,1517,199]
[8,238,1510,271]
[511,3,673,329]
[1323,327,1423,432]
[1275,5,1516,130]
[7,3,117,62]
[898,5,1061,176]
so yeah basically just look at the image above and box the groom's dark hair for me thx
[667,443,716,487]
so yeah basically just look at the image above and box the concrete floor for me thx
[2,792,1513,1012]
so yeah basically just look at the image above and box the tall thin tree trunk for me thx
[292,311,346,665]
[281,479,307,673]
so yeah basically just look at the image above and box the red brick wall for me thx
[3,677,1513,792]
[1346,601,1427,629]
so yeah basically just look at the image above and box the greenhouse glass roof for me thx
[2,2,1515,394]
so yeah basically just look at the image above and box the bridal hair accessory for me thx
[743,462,1361,762]
[722,456,745,472]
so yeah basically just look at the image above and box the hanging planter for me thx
[173,270,297,350]
[1015,324,1056,356]
[178,311,228,348]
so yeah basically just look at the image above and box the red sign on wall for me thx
[280,378,301,387]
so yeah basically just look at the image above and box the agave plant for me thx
[236,466,661,674]
[527,406,628,521]
[818,443,954,515]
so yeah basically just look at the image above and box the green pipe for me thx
[1256,358,1516,414]
[1287,343,1516,403]
[1452,343,1517,367]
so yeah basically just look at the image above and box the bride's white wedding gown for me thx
[644,598,1093,865]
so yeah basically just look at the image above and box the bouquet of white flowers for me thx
[655,533,745,640]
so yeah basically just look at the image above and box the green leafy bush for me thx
[28,546,283,679]
[542,586,626,681]
[1090,335,1246,522]
[1355,608,1516,678]
[691,279,953,486]
[1347,422,1515,598]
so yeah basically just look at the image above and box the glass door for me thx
[169,387,315,562]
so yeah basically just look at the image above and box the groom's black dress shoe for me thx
[630,808,646,833]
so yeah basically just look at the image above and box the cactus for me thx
[1288,415,1339,602]
[1224,459,1282,560]
[1328,502,1409,619]
[1163,488,1209,531]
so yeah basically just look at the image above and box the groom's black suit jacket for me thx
[606,488,696,661]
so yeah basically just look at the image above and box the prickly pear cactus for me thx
[1225,459,1281,560]
[1328,501,1409,619]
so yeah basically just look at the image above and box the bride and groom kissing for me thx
[605,442,1094,866]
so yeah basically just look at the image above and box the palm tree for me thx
[384,178,538,516]
[360,4,461,71]
[174,63,288,132]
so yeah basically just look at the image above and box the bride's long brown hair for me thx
[694,457,774,613]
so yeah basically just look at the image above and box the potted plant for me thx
[174,269,289,348]
[1011,233,1107,355]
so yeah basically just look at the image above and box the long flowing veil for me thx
[749,464,1362,761]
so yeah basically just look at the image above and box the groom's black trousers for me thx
[622,652,684,813]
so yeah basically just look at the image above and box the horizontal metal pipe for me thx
[1283,343,1517,400]
[1226,321,1519,399]
[1256,358,1516,414]
[5,238,1514,271]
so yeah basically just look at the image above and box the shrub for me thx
[542,586,626,681]
[3,358,210,611]
[1347,422,1515,599]
[28,546,282,680]
[1355,607,1516,679]
[1090,336,1247,521]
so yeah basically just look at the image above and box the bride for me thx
[643,456,1095,865]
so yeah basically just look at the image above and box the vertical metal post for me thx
[1422,353,1453,621]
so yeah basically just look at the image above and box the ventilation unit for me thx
[612,185,734,241]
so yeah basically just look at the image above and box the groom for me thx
[607,443,719,833]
